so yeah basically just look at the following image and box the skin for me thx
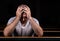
[3,4,43,37]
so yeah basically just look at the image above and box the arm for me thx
[24,6,43,37]
[3,17,20,36]
[3,7,23,36]
[29,17,43,37]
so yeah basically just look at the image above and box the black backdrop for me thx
[0,0,60,29]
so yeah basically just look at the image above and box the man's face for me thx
[21,12,27,21]
[19,5,30,22]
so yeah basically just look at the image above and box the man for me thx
[3,4,43,37]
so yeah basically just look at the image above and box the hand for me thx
[23,6,32,19]
[16,6,23,18]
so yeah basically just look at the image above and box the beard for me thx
[20,12,27,24]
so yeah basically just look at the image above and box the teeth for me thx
[23,18,24,21]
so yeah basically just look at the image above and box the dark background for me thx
[0,0,59,29]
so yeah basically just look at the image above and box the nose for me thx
[21,12,26,16]
[23,13,26,17]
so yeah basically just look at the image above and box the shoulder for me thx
[33,18,38,21]
[9,16,16,20]
[32,17,39,25]
[7,16,16,25]
[32,17,39,22]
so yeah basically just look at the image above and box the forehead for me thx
[18,4,30,11]
[19,4,29,8]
